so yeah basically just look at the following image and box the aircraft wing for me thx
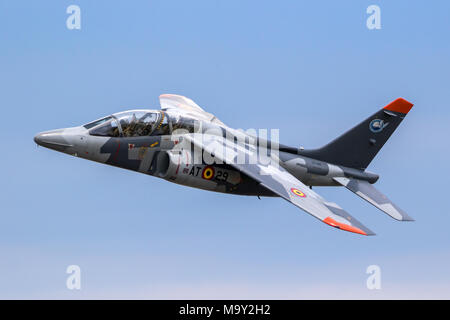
[183,133,375,236]
[159,94,226,127]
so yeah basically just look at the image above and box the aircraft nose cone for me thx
[34,129,72,151]
[33,133,44,145]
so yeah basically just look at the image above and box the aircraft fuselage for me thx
[34,123,378,197]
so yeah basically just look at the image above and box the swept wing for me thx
[183,133,375,236]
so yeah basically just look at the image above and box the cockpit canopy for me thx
[84,110,197,137]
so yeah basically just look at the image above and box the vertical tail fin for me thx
[299,98,413,170]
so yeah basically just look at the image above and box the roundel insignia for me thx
[202,166,215,180]
[291,188,306,198]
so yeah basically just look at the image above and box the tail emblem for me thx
[369,119,389,133]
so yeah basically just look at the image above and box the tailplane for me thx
[333,177,414,221]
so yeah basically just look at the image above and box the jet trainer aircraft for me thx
[34,94,414,236]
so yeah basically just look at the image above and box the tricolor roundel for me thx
[202,166,215,180]
[291,188,306,198]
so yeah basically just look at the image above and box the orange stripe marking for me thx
[323,217,367,236]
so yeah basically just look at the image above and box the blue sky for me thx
[1,0,450,298]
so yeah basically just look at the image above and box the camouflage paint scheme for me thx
[34,94,414,236]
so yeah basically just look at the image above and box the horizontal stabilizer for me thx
[333,177,414,221]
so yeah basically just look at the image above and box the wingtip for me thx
[323,217,375,236]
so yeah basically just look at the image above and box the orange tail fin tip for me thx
[383,98,414,114]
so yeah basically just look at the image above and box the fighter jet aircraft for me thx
[34,94,414,236]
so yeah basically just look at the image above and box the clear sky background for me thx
[1,0,450,299]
